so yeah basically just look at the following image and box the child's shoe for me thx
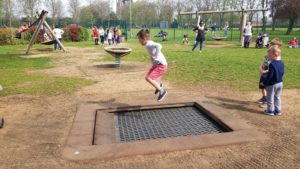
[257,97,267,104]
[264,110,274,116]
[274,110,282,116]
[154,83,163,95]
[0,117,4,128]
[157,89,167,102]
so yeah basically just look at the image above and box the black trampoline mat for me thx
[115,106,229,142]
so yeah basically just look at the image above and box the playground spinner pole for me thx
[129,0,132,39]
[240,9,247,47]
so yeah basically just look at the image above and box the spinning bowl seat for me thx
[104,47,132,58]
[104,47,132,68]
[212,36,226,41]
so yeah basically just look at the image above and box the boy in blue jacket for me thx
[262,46,284,116]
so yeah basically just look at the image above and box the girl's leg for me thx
[54,42,57,50]
[146,77,161,91]
[101,36,104,45]
[200,40,204,51]
[58,38,62,50]
[262,88,267,97]
[192,41,199,51]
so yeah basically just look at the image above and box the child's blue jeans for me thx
[266,82,283,113]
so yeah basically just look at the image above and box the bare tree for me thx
[261,0,269,31]
[22,0,41,22]
[47,0,63,25]
[174,0,185,16]
[245,0,259,23]
[273,0,300,34]
[270,0,277,31]
[2,0,14,27]
[156,0,175,22]
[93,0,111,20]
[68,0,81,23]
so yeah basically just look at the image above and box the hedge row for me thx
[63,25,89,42]
[0,27,14,45]
[0,25,89,45]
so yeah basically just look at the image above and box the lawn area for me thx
[128,28,300,43]
[0,35,299,96]
[104,40,300,91]
[0,45,94,96]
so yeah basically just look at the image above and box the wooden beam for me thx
[25,18,43,55]
[180,8,269,16]
[25,10,67,54]
[240,11,247,46]
[43,21,67,52]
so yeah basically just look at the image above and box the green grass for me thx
[0,45,94,96]
[128,28,300,43]
[1,29,299,96]
[103,40,300,91]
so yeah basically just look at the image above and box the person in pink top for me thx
[15,23,29,39]
[18,23,29,33]
[137,29,168,102]
[92,26,99,45]
[289,37,298,48]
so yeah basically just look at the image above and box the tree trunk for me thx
[262,11,266,31]
[262,0,266,32]
[286,17,296,35]
[272,17,276,31]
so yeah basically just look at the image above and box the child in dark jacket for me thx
[262,45,284,116]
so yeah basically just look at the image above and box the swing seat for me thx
[212,36,226,41]
[15,32,22,39]
[40,39,56,45]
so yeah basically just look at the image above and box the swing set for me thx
[179,8,269,43]
[19,10,66,54]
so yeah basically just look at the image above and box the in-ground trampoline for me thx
[63,100,267,160]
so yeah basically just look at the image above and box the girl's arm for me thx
[197,15,200,27]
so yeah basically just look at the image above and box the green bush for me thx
[79,26,89,41]
[63,25,89,42]
[0,27,14,45]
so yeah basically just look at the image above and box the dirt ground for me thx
[0,47,299,169]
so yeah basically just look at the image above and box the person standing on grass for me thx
[116,26,122,44]
[137,29,168,102]
[257,39,283,105]
[107,28,113,45]
[192,16,208,53]
[262,46,284,116]
[243,22,253,48]
[53,25,64,50]
[92,26,99,45]
[99,26,105,46]
[211,23,217,37]
[223,23,229,38]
